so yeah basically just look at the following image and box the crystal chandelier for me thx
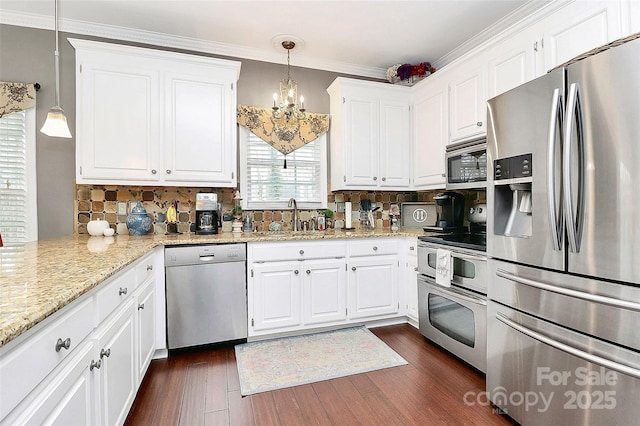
[272,41,306,121]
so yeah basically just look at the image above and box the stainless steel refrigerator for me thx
[486,35,640,425]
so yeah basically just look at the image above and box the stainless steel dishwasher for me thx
[165,243,247,350]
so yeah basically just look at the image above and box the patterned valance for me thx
[0,82,36,118]
[237,105,330,156]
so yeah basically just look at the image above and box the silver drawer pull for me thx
[90,359,102,371]
[294,270,299,275]
[373,246,378,251]
[166,169,172,174]
[119,287,128,296]
[55,337,71,352]
[352,266,356,271]
[306,270,311,275]
[138,303,145,310]
[100,348,111,359]
[299,250,304,255]
[151,169,157,175]
[476,121,483,126]
[146,265,153,271]
[409,246,415,251]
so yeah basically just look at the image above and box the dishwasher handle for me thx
[199,255,215,262]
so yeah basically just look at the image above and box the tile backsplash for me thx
[75,185,485,235]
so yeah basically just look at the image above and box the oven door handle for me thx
[496,269,640,312]
[419,276,486,306]
[496,312,640,380]
[452,252,487,262]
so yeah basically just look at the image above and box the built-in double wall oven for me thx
[417,240,487,372]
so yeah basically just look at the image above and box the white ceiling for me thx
[0,0,551,78]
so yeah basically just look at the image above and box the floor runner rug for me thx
[234,326,407,396]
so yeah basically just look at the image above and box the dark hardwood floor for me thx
[124,324,515,425]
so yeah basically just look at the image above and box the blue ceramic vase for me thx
[126,202,152,236]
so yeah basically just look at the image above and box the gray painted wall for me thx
[0,24,381,239]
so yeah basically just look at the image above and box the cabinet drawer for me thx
[349,238,399,257]
[0,296,95,420]
[96,267,136,324]
[135,253,155,285]
[251,241,346,262]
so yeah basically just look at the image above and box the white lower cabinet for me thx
[0,253,158,426]
[1,342,95,426]
[348,256,399,320]
[406,239,419,326]
[134,278,156,386]
[251,261,303,332]
[247,238,405,338]
[94,299,137,426]
[302,259,347,325]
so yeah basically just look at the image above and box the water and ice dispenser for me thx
[493,154,533,238]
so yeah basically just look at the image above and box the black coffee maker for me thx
[195,193,219,235]
[434,191,465,231]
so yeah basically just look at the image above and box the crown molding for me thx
[435,0,572,68]
[0,10,388,79]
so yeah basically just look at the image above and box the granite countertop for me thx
[0,228,428,348]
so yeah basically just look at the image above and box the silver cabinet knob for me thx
[119,287,128,296]
[90,359,102,371]
[373,246,378,251]
[100,348,111,359]
[477,121,483,126]
[294,270,299,275]
[352,266,356,271]
[166,169,172,174]
[146,265,153,271]
[299,250,304,255]
[414,267,418,271]
[138,303,145,310]
[306,270,311,275]
[151,169,157,175]
[382,177,386,181]
[442,173,446,177]
[409,246,415,251]
[373,177,378,181]
[55,337,71,352]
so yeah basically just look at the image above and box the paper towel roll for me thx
[345,202,352,228]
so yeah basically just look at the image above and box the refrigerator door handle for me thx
[496,268,640,312]
[547,88,563,251]
[563,82,586,253]
[496,312,640,380]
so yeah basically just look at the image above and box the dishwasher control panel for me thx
[165,243,246,266]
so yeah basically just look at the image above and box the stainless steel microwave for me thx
[445,137,487,189]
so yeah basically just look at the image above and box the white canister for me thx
[87,219,110,236]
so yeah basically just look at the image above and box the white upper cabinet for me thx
[448,58,487,143]
[486,26,538,99]
[412,74,448,189]
[71,38,240,187]
[539,1,624,72]
[327,78,411,191]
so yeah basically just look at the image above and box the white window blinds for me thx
[240,127,327,210]
[0,109,37,243]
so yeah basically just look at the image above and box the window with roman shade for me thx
[239,126,327,210]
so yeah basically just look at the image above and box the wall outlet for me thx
[117,202,127,215]
[336,202,345,213]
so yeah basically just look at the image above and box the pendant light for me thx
[40,0,72,138]
[271,40,306,121]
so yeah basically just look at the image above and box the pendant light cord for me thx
[54,0,61,108]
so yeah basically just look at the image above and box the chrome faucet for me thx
[288,198,299,231]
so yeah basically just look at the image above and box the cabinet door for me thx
[449,63,486,142]
[251,262,302,332]
[164,69,236,186]
[343,94,379,187]
[487,27,537,98]
[413,80,447,188]
[348,256,399,319]
[541,1,622,72]
[2,343,95,426]
[75,49,160,183]
[95,299,136,426]
[379,99,410,187]
[406,252,419,324]
[135,279,156,385]
[303,258,347,325]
